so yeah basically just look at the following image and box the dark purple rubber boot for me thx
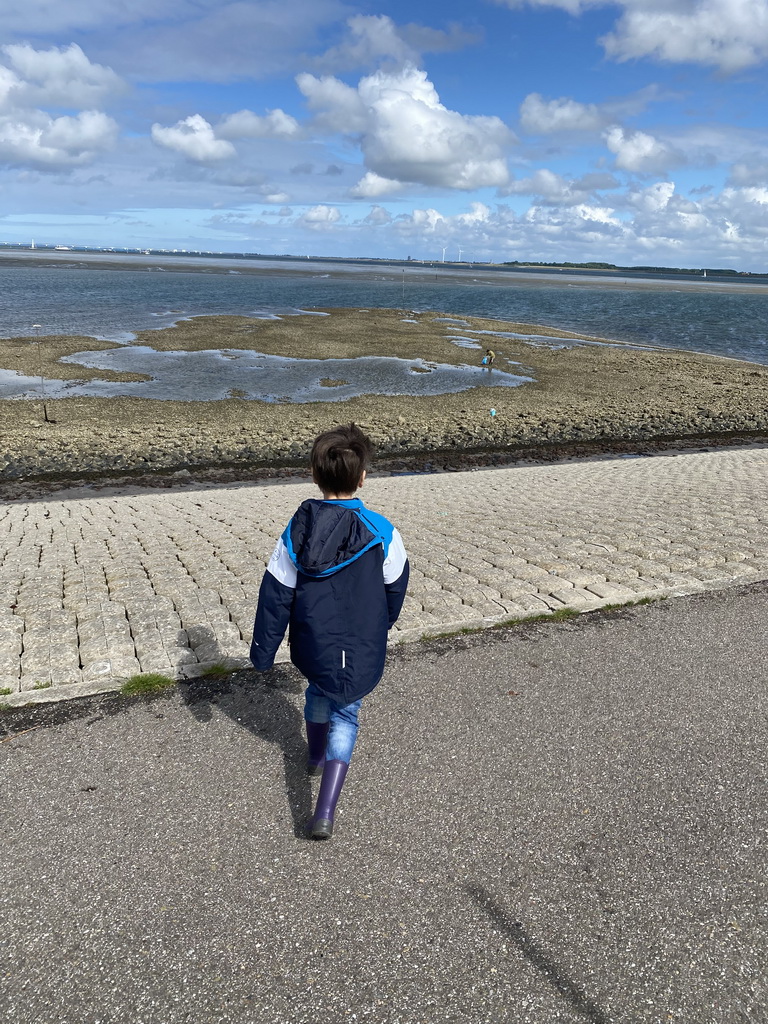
[305,721,330,776]
[311,759,348,839]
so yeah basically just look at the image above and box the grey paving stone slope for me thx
[2,446,767,703]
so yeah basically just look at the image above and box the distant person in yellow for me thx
[482,348,496,367]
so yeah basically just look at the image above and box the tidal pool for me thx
[0,347,533,402]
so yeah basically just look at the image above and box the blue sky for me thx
[1,0,768,268]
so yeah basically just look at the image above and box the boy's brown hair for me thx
[311,423,372,495]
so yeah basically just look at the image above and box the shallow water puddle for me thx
[0,348,533,402]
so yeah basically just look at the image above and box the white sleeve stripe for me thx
[383,529,408,585]
[266,537,298,589]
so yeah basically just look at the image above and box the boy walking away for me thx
[250,424,409,839]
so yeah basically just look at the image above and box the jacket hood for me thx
[286,499,379,577]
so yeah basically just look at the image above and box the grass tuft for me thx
[120,672,176,698]
[424,606,580,641]
[200,663,233,679]
[422,594,664,644]
[500,607,580,628]
[423,625,486,641]
[599,596,660,613]
[0,687,12,696]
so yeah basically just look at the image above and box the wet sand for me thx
[2,307,768,499]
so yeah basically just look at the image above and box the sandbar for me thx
[1,307,767,499]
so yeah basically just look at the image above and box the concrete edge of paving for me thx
[3,571,767,712]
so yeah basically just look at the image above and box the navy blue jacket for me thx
[250,498,409,705]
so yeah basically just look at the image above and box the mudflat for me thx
[2,307,767,498]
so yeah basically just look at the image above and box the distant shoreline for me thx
[4,248,768,295]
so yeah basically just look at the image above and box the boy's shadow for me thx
[179,664,313,839]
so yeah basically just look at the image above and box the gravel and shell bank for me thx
[2,307,768,499]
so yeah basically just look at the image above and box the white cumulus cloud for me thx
[519,93,605,133]
[726,185,768,205]
[502,169,619,205]
[1,43,124,108]
[350,171,405,198]
[151,114,236,162]
[0,109,118,166]
[299,204,342,229]
[296,73,368,133]
[495,0,768,72]
[217,108,300,140]
[299,64,513,193]
[457,202,492,226]
[393,207,449,236]
[313,13,480,73]
[0,44,121,169]
[2,0,349,84]
[363,204,393,225]
[618,181,745,253]
[729,152,768,186]
[343,182,768,266]
[601,0,768,73]
[315,14,419,71]
[626,180,677,213]
[604,124,684,174]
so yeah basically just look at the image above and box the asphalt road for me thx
[2,583,766,1024]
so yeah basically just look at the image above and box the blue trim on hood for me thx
[284,498,390,578]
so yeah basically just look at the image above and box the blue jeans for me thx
[303,682,361,765]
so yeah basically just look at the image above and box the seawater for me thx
[0,349,531,402]
[1,258,767,403]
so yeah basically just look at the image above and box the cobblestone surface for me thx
[2,446,767,703]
